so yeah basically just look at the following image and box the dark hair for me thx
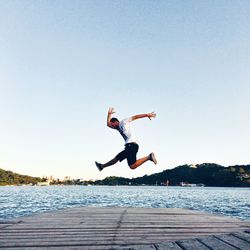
[110,117,119,123]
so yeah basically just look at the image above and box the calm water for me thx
[0,186,249,221]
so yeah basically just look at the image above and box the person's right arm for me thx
[107,107,115,128]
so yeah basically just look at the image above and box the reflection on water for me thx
[0,186,249,221]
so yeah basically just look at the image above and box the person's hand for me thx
[108,107,115,115]
[147,112,156,120]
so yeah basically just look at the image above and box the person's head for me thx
[110,117,119,129]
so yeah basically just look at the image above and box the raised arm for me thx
[131,112,156,121]
[107,107,115,128]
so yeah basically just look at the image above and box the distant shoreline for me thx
[1,184,249,188]
[1,163,250,187]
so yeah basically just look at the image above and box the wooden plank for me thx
[0,241,154,248]
[2,226,248,230]
[5,226,249,231]
[1,226,248,232]
[5,223,249,228]
[0,246,155,250]
[25,214,236,218]
[155,242,183,250]
[118,245,156,250]
[198,235,238,250]
[0,230,247,240]
[6,224,249,230]
[176,239,210,250]
[16,214,228,217]
[0,227,247,235]
[215,234,250,249]
[3,223,248,229]
[9,216,242,222]
[2,222,247,226]
[18,209,206,217]
[0,230,236,237]
[3,245,157,250]
[0,236,222,244]
[11,221,247,227]
[232,232,250,243]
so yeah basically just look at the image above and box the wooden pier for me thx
[0,207,250,249]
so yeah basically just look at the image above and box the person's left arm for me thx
[131,112,156,121]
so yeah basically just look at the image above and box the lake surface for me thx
[0,186,249,221]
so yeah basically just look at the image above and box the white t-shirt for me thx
[118,117,137,145]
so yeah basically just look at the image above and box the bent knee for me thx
[129,164,136,170]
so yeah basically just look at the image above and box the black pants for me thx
[116,143,139,166]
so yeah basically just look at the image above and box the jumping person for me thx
[95,107,157,171]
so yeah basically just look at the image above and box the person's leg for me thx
[129,155,150,169]
[95,157,118,171]
[128,143,157,169]
[101,157,119,168]
[95,149,126,171]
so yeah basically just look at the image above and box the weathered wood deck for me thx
[0,207,250,249]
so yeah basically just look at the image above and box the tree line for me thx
[1,163,249,187]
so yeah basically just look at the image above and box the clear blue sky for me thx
[0,0,249,180]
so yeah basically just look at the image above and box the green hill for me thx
[1,163,249,187]
[0,168,43,186]
[94,163,250,187]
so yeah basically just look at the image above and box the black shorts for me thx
[116,143,139,166]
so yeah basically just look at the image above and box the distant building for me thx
[37,176,53,186]
[161,180,170,186]
[189,164,197,168]
[37,181,50,186]
[180,182,205,187]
